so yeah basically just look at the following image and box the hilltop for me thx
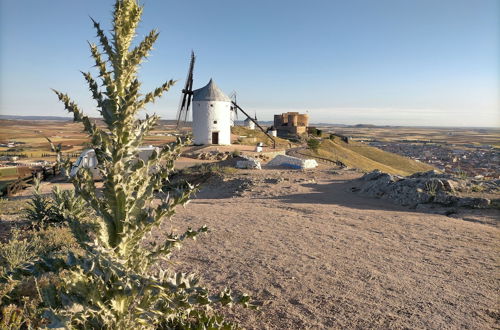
[231,126,294,148]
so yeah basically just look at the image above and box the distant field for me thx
[0,119,177,161]
[320,126,500,147]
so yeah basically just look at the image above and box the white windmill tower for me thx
[176,53,232,145]
[191,79,232,145]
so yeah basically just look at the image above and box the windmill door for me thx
[211,132,219,144]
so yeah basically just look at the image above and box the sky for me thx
[0,0,498,127]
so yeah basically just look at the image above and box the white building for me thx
[244,117,255,130]
[192,79,232,145]
[268,127,277,137]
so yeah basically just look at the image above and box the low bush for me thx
[307,138,321,153]
[0,229,43,275]
[24,177,53,230]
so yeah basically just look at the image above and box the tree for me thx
[45,0,251,327]
[307,138,320,153]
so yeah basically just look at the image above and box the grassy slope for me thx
[231,126,294,148]
[305,138,435,176]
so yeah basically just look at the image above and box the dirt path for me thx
[166,168,499,329]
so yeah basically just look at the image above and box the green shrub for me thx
[455,167,468,180]
[471,184,485,192]
[25,176,53,230]
[307,138,320,153]
[0,281,47,329]
[424,180,439,197]
[43,0,253,328]
[51,186,85,219]
[0,304,24,329]
[0,229,44,275]
[0,226,79,277]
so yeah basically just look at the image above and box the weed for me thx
[425,180,439,197]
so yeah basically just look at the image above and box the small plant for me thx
[0,304,24,329]
[455,167,468,180]
[0,229,43,275]
[231,149,241,157]
[307,138,321,153]
[50,186,87,224]
[471,184,485,192]
[0,282,46,329]
[210,165,238,175]
[425,180,439,197]
[25,176,53,230]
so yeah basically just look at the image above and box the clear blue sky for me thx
[1,0,498,126]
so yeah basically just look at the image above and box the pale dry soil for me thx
[164,168,499,329]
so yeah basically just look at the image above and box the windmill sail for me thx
[176,51,195,128]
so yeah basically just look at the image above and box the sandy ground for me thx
[5,166,499,329]
[164,167,499,329]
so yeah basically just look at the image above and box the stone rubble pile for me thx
[186,151,233,161]
[354,170,498,209]
[235,155,262,170]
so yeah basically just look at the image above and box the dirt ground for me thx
[164,167,499,329]
[3,166,499,329]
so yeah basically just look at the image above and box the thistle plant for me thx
[44,0,251,328]
[25,176,53,230]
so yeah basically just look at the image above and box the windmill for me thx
[175,52,276,148]
[229,91,239,125]
[175,51,195,129]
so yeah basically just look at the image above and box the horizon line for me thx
[0,115,499,130]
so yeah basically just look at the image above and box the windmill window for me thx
[213,120,218,124]
[210,104,213,107]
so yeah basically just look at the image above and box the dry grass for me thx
[231,126,294,148]
[302,138,434,176]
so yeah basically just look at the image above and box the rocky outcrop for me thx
[353,170,495,209]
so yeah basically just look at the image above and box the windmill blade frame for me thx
[176,51,195,129]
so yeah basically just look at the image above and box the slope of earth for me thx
[231,126,294,148]
[303,138,434,176]
[166,168,499,329]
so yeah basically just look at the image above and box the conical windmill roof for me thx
[192,79,231,102]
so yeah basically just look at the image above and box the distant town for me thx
[369,141,499,179]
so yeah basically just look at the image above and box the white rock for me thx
[268,155,318,169]
[235,157,261,170]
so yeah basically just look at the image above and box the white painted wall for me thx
[192,100,232,145]
[244,118,255,130]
